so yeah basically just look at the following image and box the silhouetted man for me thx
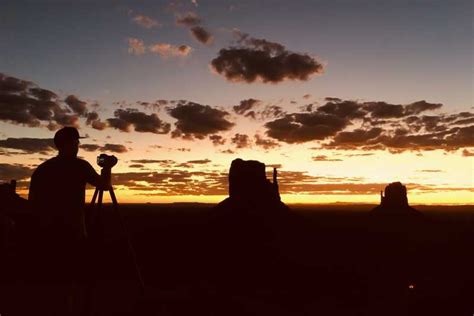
[29,126,110,242]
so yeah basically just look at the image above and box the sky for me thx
[0,0,473,205]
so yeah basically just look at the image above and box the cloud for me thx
[80,143,127,153]
[209,134,226,146]
[233,98,260,115]
[0,138,55,154]
[127,38,146,55]
[312,155,342,162]
[106,108,171,134]
[211,31,324,83]
[325,128,383,148]
[80,144,101,152]
[254,134,280,150]
[417,169,444,173]
[265,112,348,143]
[64,95,87,116]
[231,133,250,148]
[85,112,106,130]
[132,14,160,29]
[462,149,474,157]
[167,101,234,139]
[0,163,34,181]
[0,73,84,129]
[149,43,193,58]
[177,158,212,167]
[129,164,144,168]
[175,12,201,26]
[130,159,176,166]
[190,26,213,44]
[102,144,128,153]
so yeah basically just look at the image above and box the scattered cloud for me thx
[0,73,88,129]
[211,31,324,83]
[0,138,55,154]
[190,26,213,44]
[149,43,193,58]
[102,143,128,153]
[265,112,348,143]
[175,12,201,26]
[132,14,160,29]
[106,108,171,134]
[127,38,146,55]
[0,163,34,181]
[209,134,226,146]
[167,101,234,139]
[64,95,87,116]
[312,155,342,162]
[233,98,260,115]
[254,134,280,150]
[462,149,474,157]
[231,133,250,148]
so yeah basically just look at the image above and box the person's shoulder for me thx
[75,157,95,170]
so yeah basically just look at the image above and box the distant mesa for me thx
[215,158,288,214]
[371,182,420,215]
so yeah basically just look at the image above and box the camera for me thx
[97,154,118,168]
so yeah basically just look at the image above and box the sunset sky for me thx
[0,0,472,205]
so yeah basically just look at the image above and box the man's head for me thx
[54,127,81,158]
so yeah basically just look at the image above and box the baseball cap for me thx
[53,127,84,148]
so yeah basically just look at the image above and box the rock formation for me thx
[215,158,288,214]
[371,182,419,215]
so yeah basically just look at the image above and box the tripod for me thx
[89,181,145,292]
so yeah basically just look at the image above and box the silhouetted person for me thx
[29,127,110,242]
[27,127,111,315]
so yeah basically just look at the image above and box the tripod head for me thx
[97,154,118,169]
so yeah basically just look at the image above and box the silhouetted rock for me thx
[0,180,29,248]
[215,158,288,214]
[371,182,420,215]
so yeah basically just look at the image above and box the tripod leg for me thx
[91,188,99,207]
[109,188,145,293]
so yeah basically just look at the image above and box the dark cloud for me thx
[312,155,342,162]
[233,98,260,115]
[86,112,106,130]
[130,159,176,166]
[404,100,442,115]
[325,128,383,148]
[102,144,128,153]
[0,73,100,129]
[209,134,226,146]
[167,101,234,139]
[417,169,444,173]
[0,138,55,154]
[231,133,250,148]
[211,32,324,83]
[112,169,228,195]
[363,102,405,118]
[80,144,101,152]
[462,149,474,157]
[64,95,87,116]
[175,12,201,26]
[186,159,211,164]
[129,164,145,168]
[107,108,171,134]
[0,163,34,181]
[265,112,348,143]
[80,143,127,153]
[190,26,213,44]
[317,100,366,119]
[254,134,280,150]
[220,149,235,154]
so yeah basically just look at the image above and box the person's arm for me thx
[85,162,112,190]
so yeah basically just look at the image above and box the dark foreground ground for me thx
[1,204,474,315]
